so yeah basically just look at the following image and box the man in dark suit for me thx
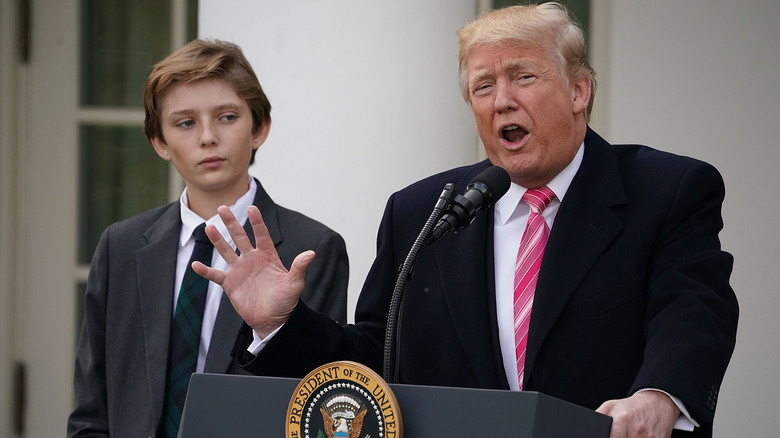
[196,4,738,437]
[67,40,349,437]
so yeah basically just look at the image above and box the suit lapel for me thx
[524,129,628,380]
[249,178,282,246]
[433,162,506,388]
[203,293,245,373]
[136,203,181,425]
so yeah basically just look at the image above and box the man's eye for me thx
[472,84,492,96]
[516,74,535,83]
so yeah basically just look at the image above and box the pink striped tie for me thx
[514,186,556,390]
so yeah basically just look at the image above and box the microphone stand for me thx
[382,183,456,383]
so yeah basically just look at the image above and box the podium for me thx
[178,373,611,437]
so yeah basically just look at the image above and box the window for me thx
[76,0,198,332]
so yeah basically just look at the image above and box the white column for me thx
[199,0,480,318]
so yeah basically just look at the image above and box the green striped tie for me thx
[159,223,213,437]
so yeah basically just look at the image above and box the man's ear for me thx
[571,76,591,116]
[252,118,272,150]
[150,136,172,161]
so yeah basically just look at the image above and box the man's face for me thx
[466,42,590,188]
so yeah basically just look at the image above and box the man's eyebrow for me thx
[468,59,541,86]
[469,70,494,86]
[502,59,539,73]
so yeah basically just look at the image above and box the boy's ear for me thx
[150,136,172,161]
[252,118,272,150]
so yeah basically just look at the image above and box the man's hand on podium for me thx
[597,390,679,438]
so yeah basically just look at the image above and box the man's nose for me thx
[494,80,518,113]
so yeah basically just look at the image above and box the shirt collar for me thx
[178,176,257,247]
[494,142,584,226]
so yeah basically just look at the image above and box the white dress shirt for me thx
[174,176,256,373]
[494,144,583,390]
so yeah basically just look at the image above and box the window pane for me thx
[80,0,172,107]
[187,0,199,41]
[78,125,169,263]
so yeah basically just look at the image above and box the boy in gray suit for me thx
[67,39,349,438]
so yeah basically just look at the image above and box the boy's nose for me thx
[200,123,218,146]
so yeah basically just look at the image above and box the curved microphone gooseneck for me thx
[382,183,455,383]
[382,166,511,383]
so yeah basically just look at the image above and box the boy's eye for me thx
[176,120,195,128]
[221,114,238,122]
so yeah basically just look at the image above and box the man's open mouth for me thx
[502,125,528,143]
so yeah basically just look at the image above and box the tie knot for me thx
[522,187,556,214]
[192,223,212,246]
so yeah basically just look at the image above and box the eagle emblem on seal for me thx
[320,394,368,438]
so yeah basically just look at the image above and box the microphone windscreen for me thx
[469,166,511,201]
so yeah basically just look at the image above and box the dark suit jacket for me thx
[67,178,349,437]
[238,130,738,437]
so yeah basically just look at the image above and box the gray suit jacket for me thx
[67,179,349,437]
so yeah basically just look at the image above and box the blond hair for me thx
[457,2,597,120]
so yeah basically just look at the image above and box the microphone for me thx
[427,166,511,244]
[384,166,511,382]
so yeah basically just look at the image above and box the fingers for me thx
[246,205,277,252]
[204,222,239,264]
[206,205,276,262]
[596,392,679,438]
[595,399,615,415]
[192,261,226,286]
[217,205,255,255]
[596,401,623,438]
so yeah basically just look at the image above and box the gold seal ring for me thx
[286,361,403,438]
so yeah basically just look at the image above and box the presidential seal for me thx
[286,361,402,438]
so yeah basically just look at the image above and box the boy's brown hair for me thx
[144,39,271,165]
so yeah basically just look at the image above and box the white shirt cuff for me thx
[637,388,699,432]
[246,324,284,356]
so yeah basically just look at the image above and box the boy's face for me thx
[151,77,269,204]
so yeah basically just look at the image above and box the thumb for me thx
[596,399,616,415]
[289,250,316,285]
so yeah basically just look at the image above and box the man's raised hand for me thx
[192,205,313,338]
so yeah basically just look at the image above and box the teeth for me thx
[504,125,520,131]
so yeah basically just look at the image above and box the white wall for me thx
[199,0,479,318]
[201,1,779,436]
